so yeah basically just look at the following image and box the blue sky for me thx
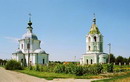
[0,0,130,61]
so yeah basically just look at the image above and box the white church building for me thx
[12,19,49,66]
[80,16,108,65]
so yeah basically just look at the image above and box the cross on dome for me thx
[93,13,96,24]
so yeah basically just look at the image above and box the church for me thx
[80,16,108,65]
[12,19,49,66]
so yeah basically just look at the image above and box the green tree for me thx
[123,58,128,65]
[109,54,115,63]
[0,59,2,65]
[127,57,130,65]
[115,56,124,65]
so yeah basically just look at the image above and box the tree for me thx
[109,54,115,63]
[115,56,124,65]
[0,59,7,65]
[0,59,2,65]
[123,58,128,65]
[127,57,130,64]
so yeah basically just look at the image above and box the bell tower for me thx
[86,15,103,53]
[80,14,108,65]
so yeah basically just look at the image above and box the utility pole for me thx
[74,56,76,62]
[108,43,111,64]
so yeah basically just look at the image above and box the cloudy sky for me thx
[0,0,130,61]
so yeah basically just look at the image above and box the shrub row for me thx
[54,64,103,76]
[4,59,116,75]
[28,64,116,76]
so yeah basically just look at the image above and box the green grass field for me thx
[17,68,130,81]
[92,71,130,82]
[17,68,100,80]
[6,64,130,81]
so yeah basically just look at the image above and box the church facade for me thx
[12,20,49,66]
[80,17,108,65]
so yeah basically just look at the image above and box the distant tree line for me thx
[109,54,130,65]
[0,59,7,66]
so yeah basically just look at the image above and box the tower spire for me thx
[27,13,33,33]
[29,13,31,22]
[28,13,32,26]
[93,13,96,24]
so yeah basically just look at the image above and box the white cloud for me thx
[4,36,20,43]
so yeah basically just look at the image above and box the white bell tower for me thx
[86,16,103,53]
[80,14,108,65]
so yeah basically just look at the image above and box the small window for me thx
[89,46,91,51]
[94,36,97,42]
[21,44,23,49]
[27,43,30,49]
[86,59,88,64]
[43,59,45,64]
[91,59,93,64]
[21,59,23,63]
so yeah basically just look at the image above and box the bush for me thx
[64,64,76,74]
[35,64,40,71]
[29,65,33,70]
[107,63,113,72]
[74,65,84,76]
[5,60,23,70]
[83,64,103,75]
[40,65,44,72]
[54,64,103,75]
[54,64,65,73]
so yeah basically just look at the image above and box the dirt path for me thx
[0,67,98,82]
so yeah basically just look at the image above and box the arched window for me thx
[27,43,30,49]
[21,44,23,49]
[91,59,93,64]
[88,37,91,42]
[43,59,45,64]
[94,36,97,42]
[89,46,91,51]
[86,59,88,64]
[21,59,23,63]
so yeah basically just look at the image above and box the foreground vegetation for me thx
[1,59,130,81]
[5,60,23,70]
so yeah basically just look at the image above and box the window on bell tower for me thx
[94,36,97,42]
[89,46,91,51]
[21,44,23,49]
[27,43,30,49]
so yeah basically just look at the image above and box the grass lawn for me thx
[17,68,100,80]
[92,71,130,82]
[17,67,130,81]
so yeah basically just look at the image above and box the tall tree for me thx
[123,58,128,65]
[128,57,130,64]
[115,56,124,65]
[109,54,115,63]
